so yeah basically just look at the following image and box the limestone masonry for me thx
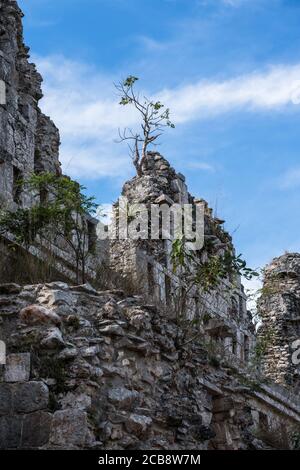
[258,253,300,390]
[0,0,61,209]
[0,282,300,450]
[0,0,300,450]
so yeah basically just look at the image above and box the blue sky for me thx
[18,0,300,280]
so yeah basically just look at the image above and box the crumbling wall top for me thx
[264,253,300,281]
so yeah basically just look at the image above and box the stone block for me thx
[59,392,92,411]
[4,353,30,383]
[19,305,61,326]
[108,387,139,410]
[0,283,21,295]
[22,411,52,448]
[0,415,22,449]
[40,327,65,350]
[99,324,125,336]
[13,381,49,413]
[38,289,74,307]
[125,414,152,437]
[50,409,88,447]
[213,397,234,413]
[0,383,12,416]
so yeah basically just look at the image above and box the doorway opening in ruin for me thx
[165,274,172,306]
[232,335,237,355]
[258,411,268,431]
[87,220,97,253]
[39,186,48,205]
[229,296,239,320]
[194,296,200,319]
[12,166,22,204]
[147,262,154,292]
[34,149,41,173]
[238,295,244,319]
[244,335,250,362]
[18,101,30,121]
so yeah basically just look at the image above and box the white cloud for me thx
[243,276,262,313]
[187,161,215,171]
[159,64,300,123]
[96,204,113,225]
[36,55,138,180]
[36,55,300,180]
[138,36,169,52]
[222,0,243,6]
[279,167,300,190]
[198,0,252,7]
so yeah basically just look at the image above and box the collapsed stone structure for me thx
[0,0,300,451]
[0,0,99,284]
[0,0,61,208]
[0,282,300,450]
[109,153,255,366]
[0,0,254,366]
[258,253,300,391]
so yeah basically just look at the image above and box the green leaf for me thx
[123,76,139,87]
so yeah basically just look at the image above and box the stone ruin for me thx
[0,0,99,284]
[0,0,61,207]
[258,253,300,391]
[109,152,255,366]
[0,0,300,450]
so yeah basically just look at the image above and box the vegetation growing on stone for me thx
[116,76,175,176]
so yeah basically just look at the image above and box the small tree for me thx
[116,76,175,176]
[170,236,259,346]
[0,173,98,284]
[171,236,259,294]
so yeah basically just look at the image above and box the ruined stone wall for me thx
[0,0,61,210]
[257,253,300,391]
[1,1,300,450]
[0,282,299,450]
[109,152,254,364]
[0,1,104,285]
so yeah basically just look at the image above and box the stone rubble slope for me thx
[0,281,276,450]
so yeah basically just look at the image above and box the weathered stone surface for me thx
[99,324,125,336]
[0,1,299,451]
[109,150,255,373]
[125,414,152,437]
[108,387,140,410]
[50,409,88,447]
[38,289,74,307]
[0,383,12,416]
[0,284,21,295]
[258,253,300,390]
[4,353,30,383]
[60,392,92,411]
[40,327,65,349]
[22,411,52,448]
[0,415,22,449]
[13,381,49,413]
[20,305,61,326]
[0,0,61,215]
[0,282,300,450]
